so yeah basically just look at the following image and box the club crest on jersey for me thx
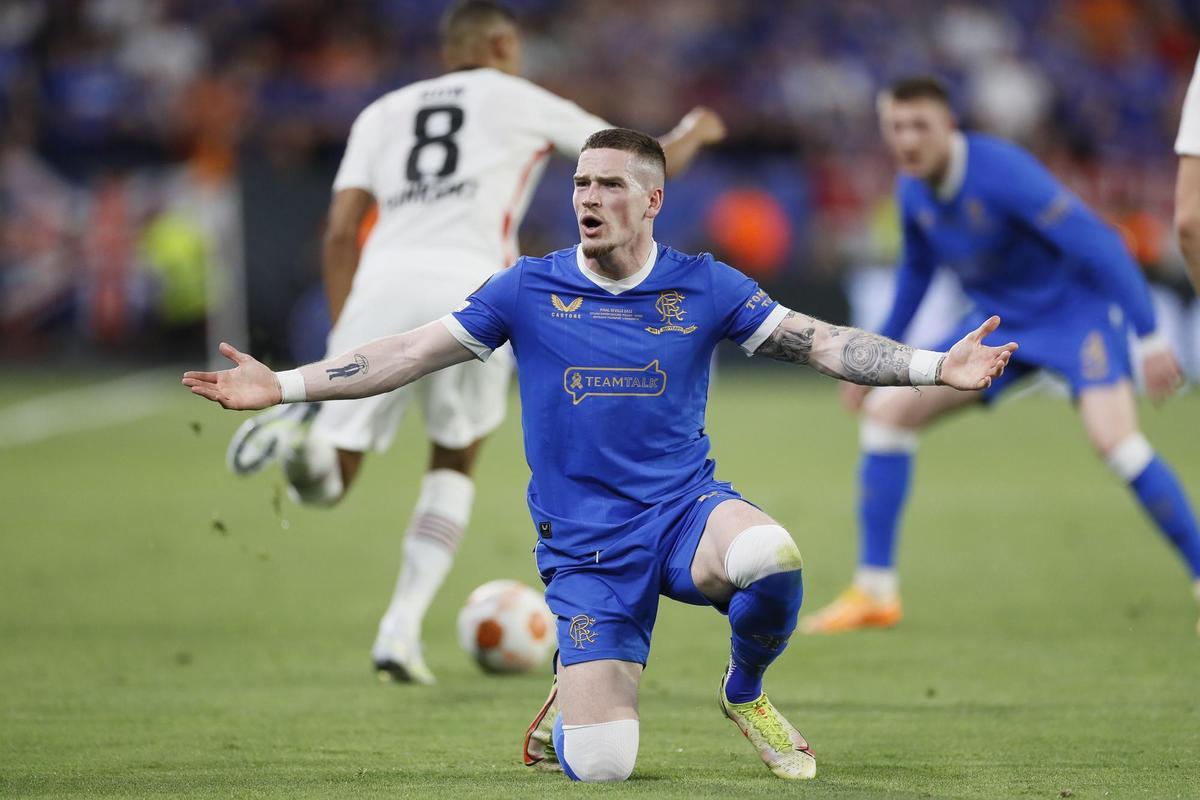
[645,290,697,335]
[550,293,583,318]
[568,614,597,649]
[965,197,991,231]
[564,361,667,405]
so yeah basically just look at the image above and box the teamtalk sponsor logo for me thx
[568,614,597,649]
[550,294,583,318]
[644,290,697,335]
[382,178,479,210]
[563,361,667,405]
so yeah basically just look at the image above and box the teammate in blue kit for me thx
[802,76,1200,636]
[182,128,1016,782]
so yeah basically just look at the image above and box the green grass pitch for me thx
[1,366,1198,798]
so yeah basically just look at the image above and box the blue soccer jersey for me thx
[443,242,785,558]
[880,133,1157,344]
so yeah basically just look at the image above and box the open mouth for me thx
[580,215,603,235]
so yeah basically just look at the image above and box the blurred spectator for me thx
[2,0,1198,361]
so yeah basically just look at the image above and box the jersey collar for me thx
[575,240,657,295]
[935,131,968,202]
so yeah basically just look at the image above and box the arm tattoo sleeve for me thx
[839,332,913,385]
[755,312,815,364]
[757,312,917,385]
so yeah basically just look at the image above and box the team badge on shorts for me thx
[568,614,598,649]
[1080,331,1109,380]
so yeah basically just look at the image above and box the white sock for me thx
[853,565,898,601]
[283,433,344,506]
[378,469,475,642]
[562,719,639,782]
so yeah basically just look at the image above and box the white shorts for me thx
[312,256,513,453]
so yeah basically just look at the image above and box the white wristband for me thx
[275,370,307,403]
[1137,331,1170,356]
[909,349,945,386]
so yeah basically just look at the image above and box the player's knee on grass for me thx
[552,716,638,782]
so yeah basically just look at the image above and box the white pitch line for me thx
[0,369,178,449]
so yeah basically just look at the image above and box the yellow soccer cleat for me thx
[798,586,901,634]
[522,675,562,772]
[719,669,816,780]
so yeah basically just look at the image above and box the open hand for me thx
[181,342,282,410]
[682,106,727,145]
[941,315,1018,391]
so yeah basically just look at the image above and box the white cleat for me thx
[226,403,319,475]
[718,667,816,780]
[372,636,436,686]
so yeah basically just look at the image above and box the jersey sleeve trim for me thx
[739,303,789,355]
[439,314,493,361]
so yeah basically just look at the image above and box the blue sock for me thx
[859,452,913,568]
[724,569,803,704]
[1130,457,1200,577]
[552,712,581,781]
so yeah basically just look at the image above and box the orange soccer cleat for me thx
[798,586,902,634]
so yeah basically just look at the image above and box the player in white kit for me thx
[225,0,727,684]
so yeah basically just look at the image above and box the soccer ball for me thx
[456,579,556,673]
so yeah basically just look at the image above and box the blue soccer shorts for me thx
[533,482,742,667]
[938,304,1133,402]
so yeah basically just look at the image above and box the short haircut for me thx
[884,75,952,107]
[439,0,516,47]
[581,128,667,183]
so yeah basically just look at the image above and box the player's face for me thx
[573,148,661,259]
[880,97,955,181]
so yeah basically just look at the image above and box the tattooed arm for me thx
[754,309,1017,390]
[182,321,475,410]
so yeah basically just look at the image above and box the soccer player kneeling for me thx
[183,129,1015,781]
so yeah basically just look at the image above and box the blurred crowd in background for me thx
[3,0,1199,368]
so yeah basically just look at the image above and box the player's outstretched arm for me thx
[659,107,726,178]
[755,310,1017,390]
[181,321,475,410]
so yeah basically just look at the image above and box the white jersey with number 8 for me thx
[334,66,610,284]
[317,67,609,453]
